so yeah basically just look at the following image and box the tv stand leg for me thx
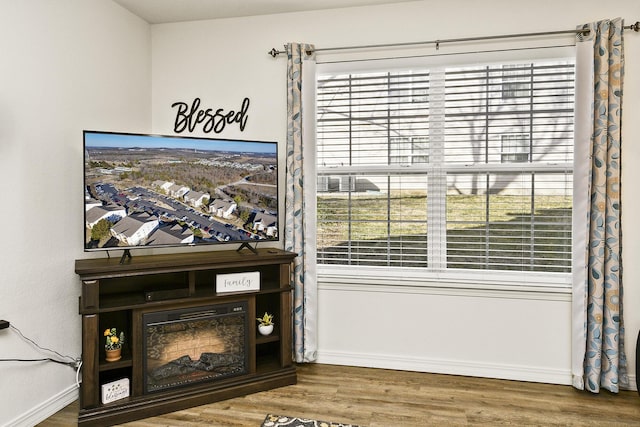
[119,249,132,264]
[237,242,258,255]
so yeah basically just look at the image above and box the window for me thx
[390,137,429,164]
[316,56,575,279]
[501,133,529,163]
[501,64,531,98]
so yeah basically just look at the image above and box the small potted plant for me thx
[104,327,125,362]
[256,312,274,336]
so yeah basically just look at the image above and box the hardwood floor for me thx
[39,363,640,426]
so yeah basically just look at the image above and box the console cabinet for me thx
[75,248,297,426]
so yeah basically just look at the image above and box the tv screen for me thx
[83,131,278,253]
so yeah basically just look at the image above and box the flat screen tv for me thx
[84,131,278,257]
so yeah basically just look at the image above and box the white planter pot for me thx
[258,324,274,336]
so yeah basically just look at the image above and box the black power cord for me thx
[0,324,81,369]
[0,357,74,366]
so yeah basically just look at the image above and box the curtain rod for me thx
[268,21,640,57]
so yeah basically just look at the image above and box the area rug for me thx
[261,414,359,427]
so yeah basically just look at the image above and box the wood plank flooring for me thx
[39,363,640,426]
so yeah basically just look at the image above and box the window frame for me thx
[315,47,576,291]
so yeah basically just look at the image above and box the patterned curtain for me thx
[572,18,627,393]
[285,42,318,363]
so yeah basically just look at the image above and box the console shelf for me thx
[76,248,297,427]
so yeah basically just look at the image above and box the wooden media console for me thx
[75,248,297,426]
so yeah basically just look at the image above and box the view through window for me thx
[316,57,575,276]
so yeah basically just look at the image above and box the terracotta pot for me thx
[105,347,122,362]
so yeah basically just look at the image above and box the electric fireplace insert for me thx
[142,301,249,394]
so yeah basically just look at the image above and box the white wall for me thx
[0,1,150,425]
[1,0,638,425]
[151,0,640,389]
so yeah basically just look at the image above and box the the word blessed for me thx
[171,97,250,134]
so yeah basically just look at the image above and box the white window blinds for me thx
[316,56,575,275]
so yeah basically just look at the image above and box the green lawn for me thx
[317,191,571,272]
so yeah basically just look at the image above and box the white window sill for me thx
[317,265,571,301]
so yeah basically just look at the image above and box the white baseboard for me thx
[317,350,640,392]
[625,374,638,392]
[3,384,78,427]
[317,350,574,385]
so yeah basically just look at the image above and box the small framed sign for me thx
[101,377,130,404]
[216,271,260,293]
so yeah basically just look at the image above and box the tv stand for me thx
[119,249,132,264]
[75,248,297,426]
[236,241,258,255]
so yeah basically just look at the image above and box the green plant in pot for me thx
[257,312,274,336]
